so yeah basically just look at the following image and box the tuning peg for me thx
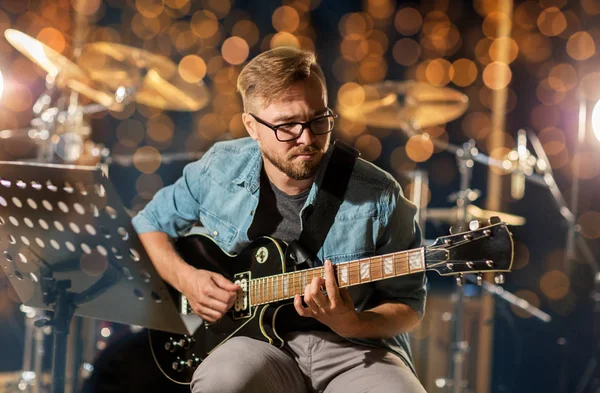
[494,273,505,284]
[449,225,463,235]
[489,216,501,225]
[456,273,464,286]
[476,273,483,286]
[469,220,481,230]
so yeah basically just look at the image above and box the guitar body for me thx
[148,235,291,384]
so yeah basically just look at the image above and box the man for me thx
[132,47,427,393]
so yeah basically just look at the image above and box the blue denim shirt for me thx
[132,137,427,374]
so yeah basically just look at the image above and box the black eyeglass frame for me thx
[248,109,338,142]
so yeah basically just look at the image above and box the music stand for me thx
[0,161,190,393]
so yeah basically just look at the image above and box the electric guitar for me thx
[149,220,514,384]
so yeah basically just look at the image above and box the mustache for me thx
[290,145,320,156]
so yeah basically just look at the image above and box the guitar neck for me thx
[249,247,425,306]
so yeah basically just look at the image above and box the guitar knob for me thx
[469,220,481,230]
[165,340,177,352]
[494,273,505,284]
[186,356,201,368]
[179,337,192,349]
[172,360,186,372]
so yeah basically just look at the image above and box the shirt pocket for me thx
[198,207,238,245]
[322,217,377,263]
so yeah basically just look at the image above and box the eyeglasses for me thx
[248,110,338,142]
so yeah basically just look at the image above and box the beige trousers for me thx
[190,330,427,393]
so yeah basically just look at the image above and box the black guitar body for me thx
[148,235,290,384]
[147,222,514,384]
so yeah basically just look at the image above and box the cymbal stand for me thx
[16,306,49,393]
[436,140,480,393]
[31,75,58,163]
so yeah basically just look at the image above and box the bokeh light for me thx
[406,134,434,162]
[540,270,570,300]
[537,7,567,37]
[221,36,249,65]
[482,62,512,90]
[394,7,422,36]
[178,55,207,83]
[566,31,596,60]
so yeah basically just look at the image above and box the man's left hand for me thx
[294,260,362,337]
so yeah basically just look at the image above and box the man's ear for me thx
[242,113,259,141]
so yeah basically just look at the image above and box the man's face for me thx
[248,74,331,181]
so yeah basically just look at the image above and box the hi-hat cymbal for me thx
[4,29,122,110]
[79,42,209,111]
[427,205,526,226]
[336,80,469,131]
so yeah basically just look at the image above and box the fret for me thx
[283,274,289,297]
[274,275,279,300]
[262,278,266,303]
[268,276,273,301]
[256,279,261,304]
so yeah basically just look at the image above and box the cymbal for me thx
[336,80,469,131]
[79,42,209,111]
[4,29,122,110]
[427,205,526,226]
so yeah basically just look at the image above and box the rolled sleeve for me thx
[131,159,207,238]
[373,183,427,317]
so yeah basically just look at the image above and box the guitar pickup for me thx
[232,272,250,319]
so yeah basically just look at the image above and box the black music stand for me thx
[0,161,190,393]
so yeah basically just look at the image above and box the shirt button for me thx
[212,231,219,236]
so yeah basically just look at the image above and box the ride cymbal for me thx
[4,29,122,110]
[427,205,526,226]
[79,42,209,111]
[337,80,469,131]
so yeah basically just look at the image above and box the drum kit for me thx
[0,28,210,167]
[0,26,558,393]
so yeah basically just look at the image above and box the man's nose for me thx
[296,125,316,145]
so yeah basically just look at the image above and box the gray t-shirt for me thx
[247,170,330,333]
[247,170,309,243]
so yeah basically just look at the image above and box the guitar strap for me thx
[285,139,360,268]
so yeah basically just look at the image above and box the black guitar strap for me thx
[285,139,360,268]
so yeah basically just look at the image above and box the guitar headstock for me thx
[425,220,514,282]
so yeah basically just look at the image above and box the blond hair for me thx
[237,46,327,112]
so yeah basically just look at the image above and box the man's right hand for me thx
[179,269,240,323]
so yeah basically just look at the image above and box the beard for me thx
[261,143,327,180]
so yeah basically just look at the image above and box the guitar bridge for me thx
[232,272,250,319]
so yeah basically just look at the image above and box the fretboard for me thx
[248,248,425,306]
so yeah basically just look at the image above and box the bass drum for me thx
[397,169,429,239]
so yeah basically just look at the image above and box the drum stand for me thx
[435,140,507,393]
